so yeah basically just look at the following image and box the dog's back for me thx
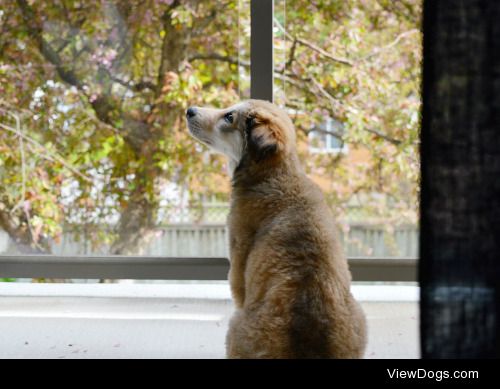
[227,171,367,358]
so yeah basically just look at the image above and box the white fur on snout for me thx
[210,130,244,177]
[187,103,247,177]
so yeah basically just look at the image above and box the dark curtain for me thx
[420,0,500,358]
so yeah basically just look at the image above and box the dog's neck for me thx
[230,151,303,192]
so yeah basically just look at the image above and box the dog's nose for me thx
[186,107,197,119]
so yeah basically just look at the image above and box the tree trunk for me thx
[420,0,500,358]
[0,208,49,254]
[110,9,189,256]
[109,166,157,256]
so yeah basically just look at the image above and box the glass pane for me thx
[238,0,251,100]
[280,0,422,258]
[0,1,241,259]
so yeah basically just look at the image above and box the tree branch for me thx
[285,38,298,70]
[0,120,94,183]
[275,19,354,67]
[364,128,402,145]
[277,54,404,147]
[301,126,344,140]
[278,73,403,146]
[362,29,419,61]
[295,37,354,67]
[274,72,307,90]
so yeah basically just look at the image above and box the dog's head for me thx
[186,100,296,175]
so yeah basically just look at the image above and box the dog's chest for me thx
[227,207,259,260]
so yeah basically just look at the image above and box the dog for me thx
[186,99,367,358]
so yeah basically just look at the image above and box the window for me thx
[308,118,348,154]
[279,0,421,264]
[0,0,242,260]
[0,0,420,282]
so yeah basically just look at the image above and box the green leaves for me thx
[0,0,421,255]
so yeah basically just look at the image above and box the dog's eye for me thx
[224,112,234,124]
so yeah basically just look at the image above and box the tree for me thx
[277,0,421,226]
[1,0,240,254]
[0,0,421,255]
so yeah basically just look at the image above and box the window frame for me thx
[0,255,417,281]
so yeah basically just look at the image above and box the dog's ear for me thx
[245,109,285,162]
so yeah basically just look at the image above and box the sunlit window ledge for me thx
[0,283,419,359]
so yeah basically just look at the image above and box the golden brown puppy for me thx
[186,100,367,358]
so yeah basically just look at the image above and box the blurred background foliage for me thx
[0,0,421,256]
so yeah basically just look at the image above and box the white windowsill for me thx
[0,283,418,301]
[0,283,419,359]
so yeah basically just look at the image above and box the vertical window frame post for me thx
[250,0,274,102]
